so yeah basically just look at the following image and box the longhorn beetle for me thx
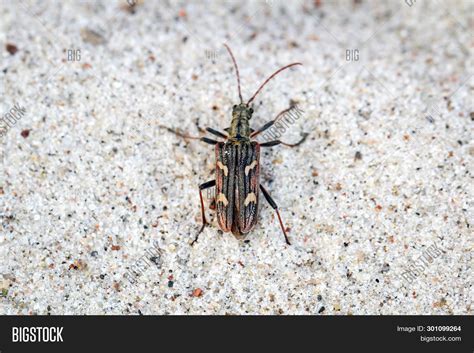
[164,44,307,245]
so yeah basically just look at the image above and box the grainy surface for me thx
[0,0,472,315]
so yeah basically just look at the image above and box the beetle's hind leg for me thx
[259,184,291,245]
[192,180,216,246]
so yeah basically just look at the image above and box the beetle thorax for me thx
[228,104,253,140]
[228,116,251,140]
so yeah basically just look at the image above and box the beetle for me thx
[165,44,307,245]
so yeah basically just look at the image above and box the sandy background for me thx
[0,0,472,315]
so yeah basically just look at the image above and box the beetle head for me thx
[232,103,254,120]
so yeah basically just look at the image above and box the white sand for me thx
[0,0,472,315]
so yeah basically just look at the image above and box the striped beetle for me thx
[166,45,307,245]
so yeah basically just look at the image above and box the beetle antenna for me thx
[223,44,243,104]
[247,63,302,105]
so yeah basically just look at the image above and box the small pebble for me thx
[21,129,30,138]
[80,28,106,45]
[192,288,203,297]
[6,43,18,55]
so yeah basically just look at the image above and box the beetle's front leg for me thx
[159,126,226,145]
[259,133,308,148]
[250,107,294,138]
[192,180,216,246]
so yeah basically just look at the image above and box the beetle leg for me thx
[200,137,219,145]
[192,180,216,246]
[250,107,293,138]
[259,133,308,148]
[206,127,228,139]
[259,184,291,245]
[159,126,222,145]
